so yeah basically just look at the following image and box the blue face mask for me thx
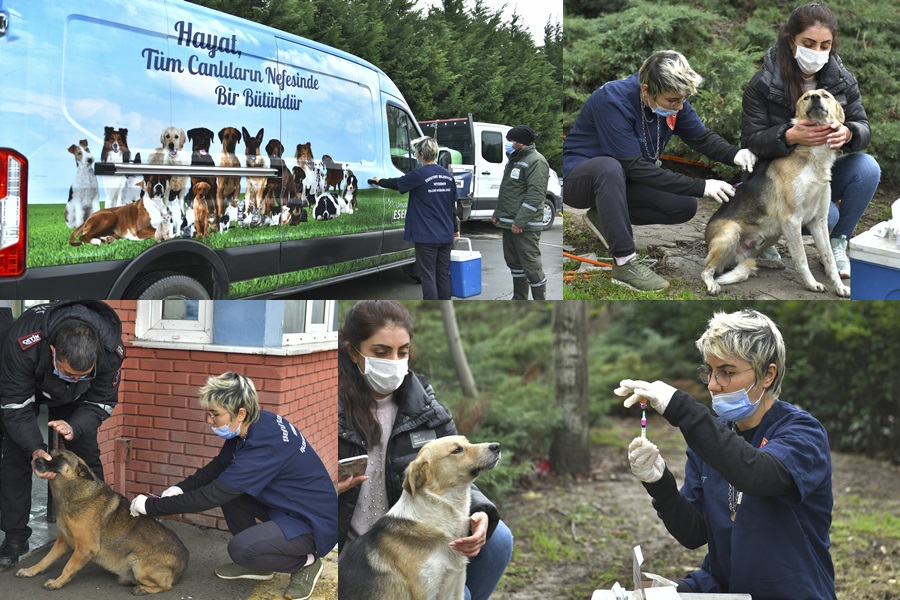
[211,421,241,440]
[653,105,678,118]
[504,141,515,155]
[710,385,764,422]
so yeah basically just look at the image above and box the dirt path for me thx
[493,416,900,599]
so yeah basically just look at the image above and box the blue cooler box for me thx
[450,237,482,298]
[848,228,900,300]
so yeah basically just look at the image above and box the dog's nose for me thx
[33,457,47,470]
[489,443,501,454]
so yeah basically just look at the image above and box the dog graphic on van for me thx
[148,126,188,237]
[101,127,132,208]
[65,139,100,229]
[241,127,270,218]
[216,126,242,225]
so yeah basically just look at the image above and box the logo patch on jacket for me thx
[18,331,42,350]
[116,344,125,359]
[112,368,121,388]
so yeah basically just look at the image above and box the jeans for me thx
[465,519,514,600]
[829,153,881,239]
[414,242,452,300]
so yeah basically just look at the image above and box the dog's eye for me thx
[451,446,464,455]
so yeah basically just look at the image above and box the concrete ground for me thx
[287,217,564,300]
[565,201,852,300]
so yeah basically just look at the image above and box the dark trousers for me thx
[501,229,545,299]
[563,156,697,258]
[223,493,317,573]
[1,403,103,542]
[414,242,452,300]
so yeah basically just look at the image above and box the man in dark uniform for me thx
[0,301,124,568]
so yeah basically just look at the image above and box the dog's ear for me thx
[255,128,264,142]
[68,144,78,156]
[403,457,431,497]
[76,462,96,481]
[79,139,89,150]
[834,101,845,125]
[120,128,128,139]
[218,128,227,143]
[187,128,199,142]
[242,126,250,140]
[104,126,114,136]
[133,152,141,164]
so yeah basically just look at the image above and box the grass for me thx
[27,189,404,267]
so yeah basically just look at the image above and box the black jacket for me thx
[337,371,499,550]
[742,46,870,159]
[0,301,125,455]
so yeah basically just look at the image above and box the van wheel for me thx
[124,272,211,300]
[541,198,557,230]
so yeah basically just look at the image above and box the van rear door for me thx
[472,122,506,214]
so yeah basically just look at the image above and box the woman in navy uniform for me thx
[130,372,337,600]
[617,308,835,599]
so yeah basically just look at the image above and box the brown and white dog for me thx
[148,126,187,237]
[69,173,171,246]
[190,182,213,238]
[100,127,131,208]
[65,140,100,229]
[702,89,850,297]
[339,436,501,600]
[216,126,242,224]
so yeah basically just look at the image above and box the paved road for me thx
[288,219,563,300]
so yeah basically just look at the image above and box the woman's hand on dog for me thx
[336,474,369,495]
[449,512,489,557]
[787,119,850,149]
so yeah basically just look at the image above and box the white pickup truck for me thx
[419,115,563,229]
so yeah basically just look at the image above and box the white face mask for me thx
[794,45,830,75]
[357,352,409,395]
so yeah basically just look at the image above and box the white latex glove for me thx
[733,148,758,173]
[130,494,149,517]
[628,437,666,483]
[615,379,678,414]
[161,486,184,498]
[703,179,736,204]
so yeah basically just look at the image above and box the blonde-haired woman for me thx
[372,136,459,299]
[130,372,337,600]
[616,309,835,598]
[563,50,757,291]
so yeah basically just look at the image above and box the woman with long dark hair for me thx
[336,300,513,600]
[742,2,880,277]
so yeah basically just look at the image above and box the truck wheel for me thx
[541,198,557,230]
[124,272,211,300]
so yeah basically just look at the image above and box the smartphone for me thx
[338,455,368,480]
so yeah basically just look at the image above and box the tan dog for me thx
[339,435,501,600]
[15,449,188,594]
[242,127,269,216]
[69,173,171,246]
[216,126,242,221]
[702,89,849,297]
[191,181,212,238]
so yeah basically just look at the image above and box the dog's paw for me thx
[835,284,851,298]
[15,567,37,578]
[806,281,827,293]
[42,577,64,590]
[705,282,721,296]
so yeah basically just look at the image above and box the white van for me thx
[0,0,425,299]
[420,115,563,229]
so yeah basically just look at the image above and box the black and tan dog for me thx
[702,89,850,297]
[216,126,242,223]
[339,436,501,600]
[265,138,296,208]
[15,449,188,595]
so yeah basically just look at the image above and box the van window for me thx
[481,131,504,164]
[388,104,418,173]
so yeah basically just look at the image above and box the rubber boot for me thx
[531,282,546,300]
[512,277,530,300]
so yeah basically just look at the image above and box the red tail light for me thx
[0,149,27,277]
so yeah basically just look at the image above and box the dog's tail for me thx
[69,223,86,246]
[715,258,758,285]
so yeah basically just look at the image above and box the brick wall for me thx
[101,301,337,530]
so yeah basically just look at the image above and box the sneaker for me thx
[830,235,850,279]
[0,539,28,569]
[214,562,274,580]
[582,207,609,249]
[758,245,785,269]
[284,557,324,600]
[611,256,670,291]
